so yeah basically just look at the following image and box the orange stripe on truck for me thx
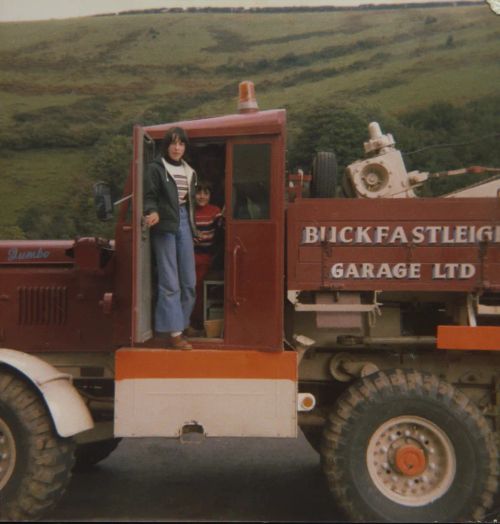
[115,348,297,381]
[437,326,500,351]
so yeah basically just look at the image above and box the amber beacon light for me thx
[238,80,259,113]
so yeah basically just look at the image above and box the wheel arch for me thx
[0,348,94,437]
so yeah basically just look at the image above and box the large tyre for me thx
[321,369,498,522]
[73,438,121,471]
[311,151,338,198]
[0,370,75,521]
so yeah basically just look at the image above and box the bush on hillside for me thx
[16,136,132,239]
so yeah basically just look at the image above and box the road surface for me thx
[45,432,345,522]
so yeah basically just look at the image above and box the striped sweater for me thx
[162,158,189,204]
[194,204,222,254]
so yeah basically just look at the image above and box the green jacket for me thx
[143,156,199,235]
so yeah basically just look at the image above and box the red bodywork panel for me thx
[287,198,500,292]
[0,238,114,352]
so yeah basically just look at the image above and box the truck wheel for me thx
[73,438,121,471]
[321,369,498,522]
[311,151,338,198]
[0,370,75,521]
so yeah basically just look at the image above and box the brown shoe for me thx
[167,334,192,350]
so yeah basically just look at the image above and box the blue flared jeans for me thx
[151,206,196,333]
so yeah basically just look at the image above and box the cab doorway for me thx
[188,141,226,340]
[133,126,285,352]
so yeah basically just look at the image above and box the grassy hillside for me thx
[0,4,498,237]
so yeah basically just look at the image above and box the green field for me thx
[0,4,499,237]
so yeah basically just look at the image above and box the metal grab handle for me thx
[232,244,241,307]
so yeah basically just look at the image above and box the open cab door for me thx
[131,125,155,344]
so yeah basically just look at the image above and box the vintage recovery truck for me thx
[1,82,500,522]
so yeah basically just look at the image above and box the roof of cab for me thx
[143,109,286,140]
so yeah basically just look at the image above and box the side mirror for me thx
[94,182,114,221]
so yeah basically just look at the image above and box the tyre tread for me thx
[0,371,75,521]
[321,369,499,522]
[311,151,337,198]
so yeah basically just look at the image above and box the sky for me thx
[0,0,475,22]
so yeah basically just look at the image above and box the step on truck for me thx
[1,81,500,522]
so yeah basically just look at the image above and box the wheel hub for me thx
[0,417,16,490]
[394,444,427,476]
[366,415,456,507]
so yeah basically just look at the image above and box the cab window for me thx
[232,143,271,220]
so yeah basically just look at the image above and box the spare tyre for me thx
[311,151,338,198]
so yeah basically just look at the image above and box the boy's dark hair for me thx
[196,179,213,192]
[161,127,189,155]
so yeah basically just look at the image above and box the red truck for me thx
[1,82,499,522]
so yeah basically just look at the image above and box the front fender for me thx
[0,348,94,437]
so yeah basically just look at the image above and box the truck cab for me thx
[130,108,286,351]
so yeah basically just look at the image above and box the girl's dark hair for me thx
[196,179,213,192]
[162,127,189,154]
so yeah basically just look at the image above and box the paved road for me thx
[45,433,345,522]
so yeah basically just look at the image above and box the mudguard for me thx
[0,348,94,437]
